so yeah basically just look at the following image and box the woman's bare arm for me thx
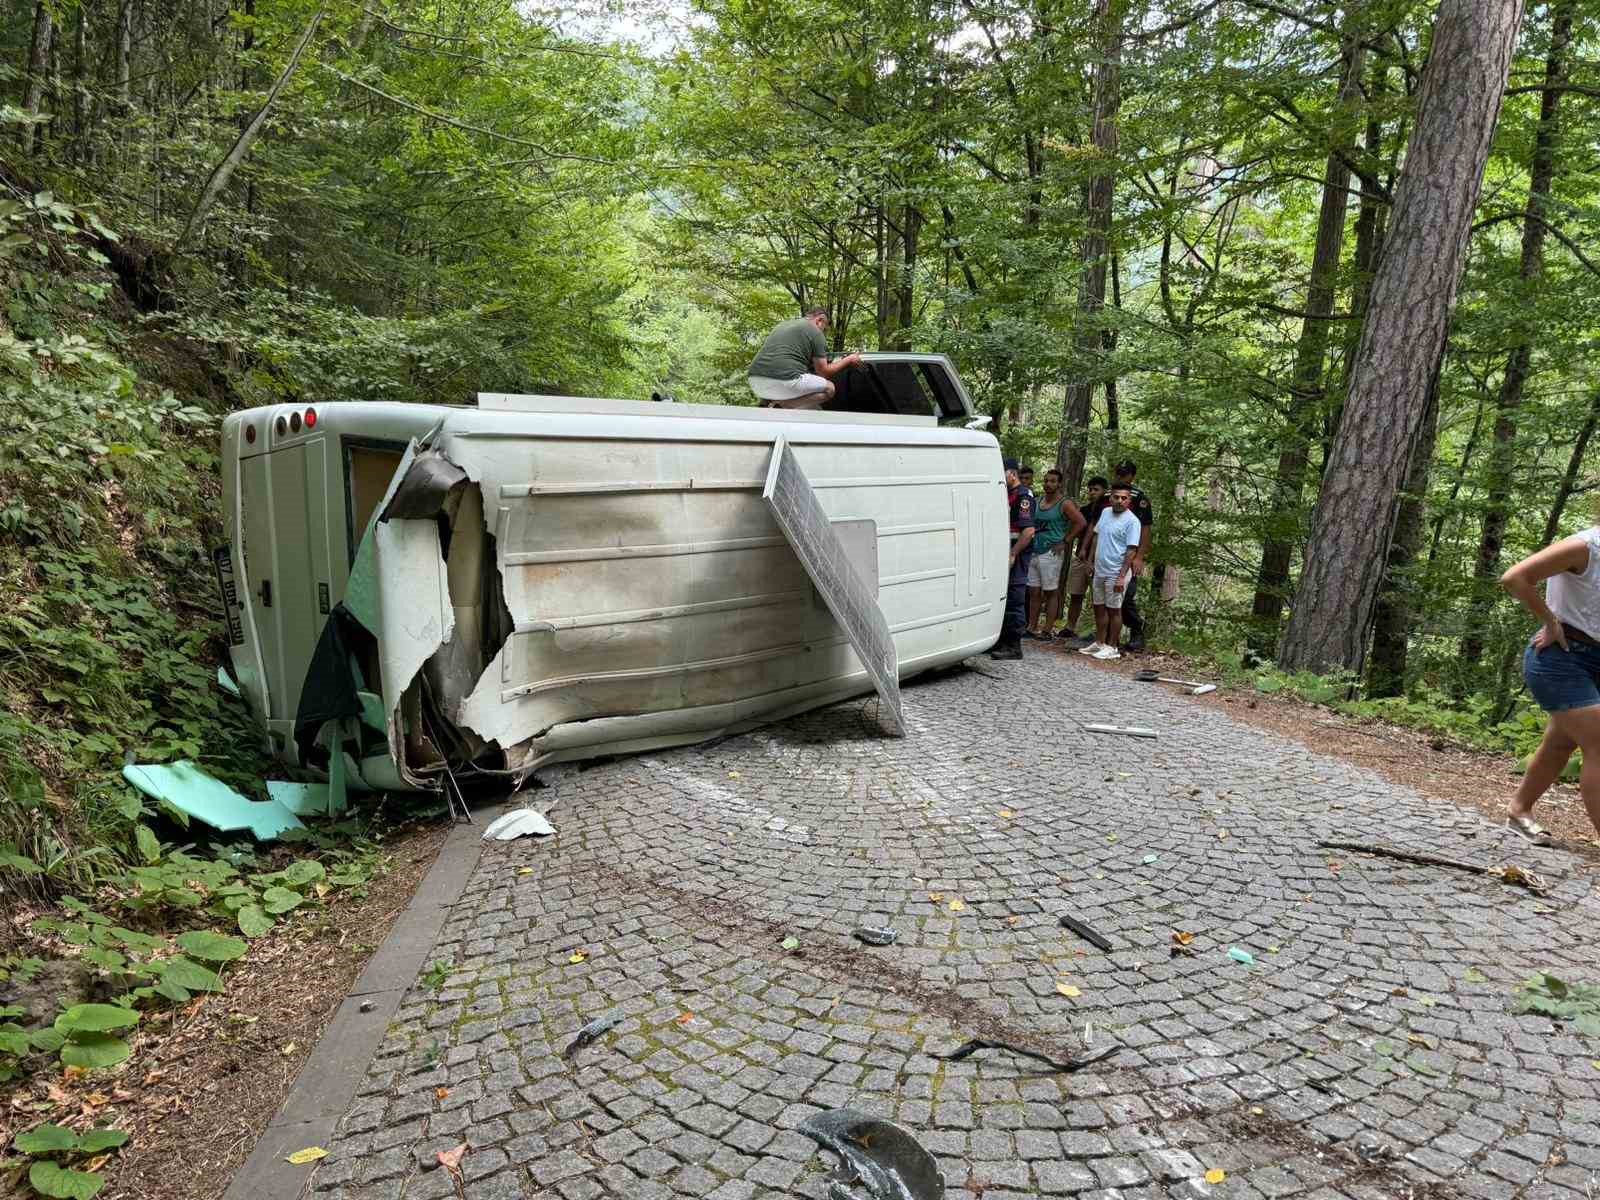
[1501,535,1592,650]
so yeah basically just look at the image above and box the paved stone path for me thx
[308,654,1600,1200]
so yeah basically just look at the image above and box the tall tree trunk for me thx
[1462,0,1574,663]
[1327,63,1390,463]
[1250,32,1365,649]
[1055,0,1121,497]
[174,9,324,255]
[1367,349,1443,696]
[1541,387,1600,544]
[21,0,54,151]
[1278,0,1524,675]
[116,0,132,111]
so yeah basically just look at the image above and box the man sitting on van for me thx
[748,308,864,409]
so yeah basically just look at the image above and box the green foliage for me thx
[13,1119,128,1200]
[1513,973,1600,1038]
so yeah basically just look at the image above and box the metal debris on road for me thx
[853,925,898,946]
[936,1038,1117,1074]
[481,807,556,840]
[1315,839,1550,893]
[798,1108,944,1200]
[1059,915,1114,952]
[561,1010,623,1059]
[1082,722,1158,739]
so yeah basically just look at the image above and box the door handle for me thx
[258,578,273,608]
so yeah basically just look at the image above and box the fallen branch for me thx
[1315,840,1548,892]
[936,1039,1117,1073]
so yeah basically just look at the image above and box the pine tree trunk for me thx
[1250,34,1364,648]
[1055,0,1121,496]
[1277,0,1524,675]
[1462,0,1573,663]
[1367,350,1442,696]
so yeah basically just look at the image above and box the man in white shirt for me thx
[1079,484,1142,661]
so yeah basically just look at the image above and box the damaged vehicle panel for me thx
[219,358,1005,795]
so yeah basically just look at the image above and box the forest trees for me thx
[8,0,1600,713]
[1278,0,1525,674]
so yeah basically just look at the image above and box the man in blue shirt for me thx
[1079,484,1141,661]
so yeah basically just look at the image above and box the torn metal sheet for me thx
[122,761,304,841]
[797,1108,943,1200]
[762,436,903,735]
[379,449,467,522]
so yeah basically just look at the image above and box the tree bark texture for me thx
[1277,0,1524,675]
[1462,0,1573,663]
[1251,33,1364,647]
[1367,351,1442,696]
[1055,0,1121,494]
[22,0,54,149]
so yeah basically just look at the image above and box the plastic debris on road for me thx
[798,1108,944,1200]
[481,808,556,840]
[1228,946,1256,965]
[562,1010,623,1059]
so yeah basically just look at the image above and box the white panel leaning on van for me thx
[215,353,1006,794]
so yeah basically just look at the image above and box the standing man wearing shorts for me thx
[1025,468,1086,639]
[747,308,864,409]
[1062,476,1107,646]
[1080,483,1141,661]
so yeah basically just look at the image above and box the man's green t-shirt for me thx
[749,319,829,381]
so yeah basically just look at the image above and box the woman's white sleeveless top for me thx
[1547,527,1600,639]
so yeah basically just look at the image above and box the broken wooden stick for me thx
[1315,840,1548,893]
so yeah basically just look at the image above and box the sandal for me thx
[1506,814,1555,846]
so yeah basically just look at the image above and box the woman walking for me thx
[1501,527,1600,843]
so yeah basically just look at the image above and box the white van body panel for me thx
[221,390,1005,789]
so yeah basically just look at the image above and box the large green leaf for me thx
[175,930,247,962]
[262,887,304,915]
[59,1034,131,1070]
[134,824,161,864]
[54,1004,140,1034]
[281,860,325,887]
[158,956,221,993]
[238,905,274,938]
[29,1160,105,1200]
[15,1123,79,1154]
[75,1128,129,1153]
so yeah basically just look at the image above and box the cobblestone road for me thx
[311,653,1600,1200]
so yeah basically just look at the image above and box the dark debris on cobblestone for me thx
[308,656,1600,1199]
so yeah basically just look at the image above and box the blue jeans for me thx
[1523,639,1600,713]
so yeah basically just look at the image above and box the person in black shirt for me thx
[991,458,1035,660]
[1063,476,1107,645]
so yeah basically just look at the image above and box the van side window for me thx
[343,440,406,564]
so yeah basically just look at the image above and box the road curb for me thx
[221,816,485,1200]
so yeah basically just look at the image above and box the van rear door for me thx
[239,440,334,732]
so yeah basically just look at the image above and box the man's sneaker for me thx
[1092,644,1121,660]
[1076,641,1102,656]
[989,643,1024,660]
[1125,635,1146,653]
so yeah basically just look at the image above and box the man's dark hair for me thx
[1088,475,1109,489]
[803,306,828,320]
[1020,464,1034,474]
[1114,459,1137,478]
[1111,483,1132,494]
[1044,468,1061,480]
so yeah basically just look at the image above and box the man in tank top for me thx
[1024,468,1086,639]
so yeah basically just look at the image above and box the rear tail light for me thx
[304,407,317,429]
[244,424,256,444]
[275,415,288,436]
[289,411,302,433]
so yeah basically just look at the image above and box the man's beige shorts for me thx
[1092,574,1126,609]
[1065,555,1094,595]
[749,373,829,404]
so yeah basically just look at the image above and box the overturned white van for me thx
[216,355,1006,795]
